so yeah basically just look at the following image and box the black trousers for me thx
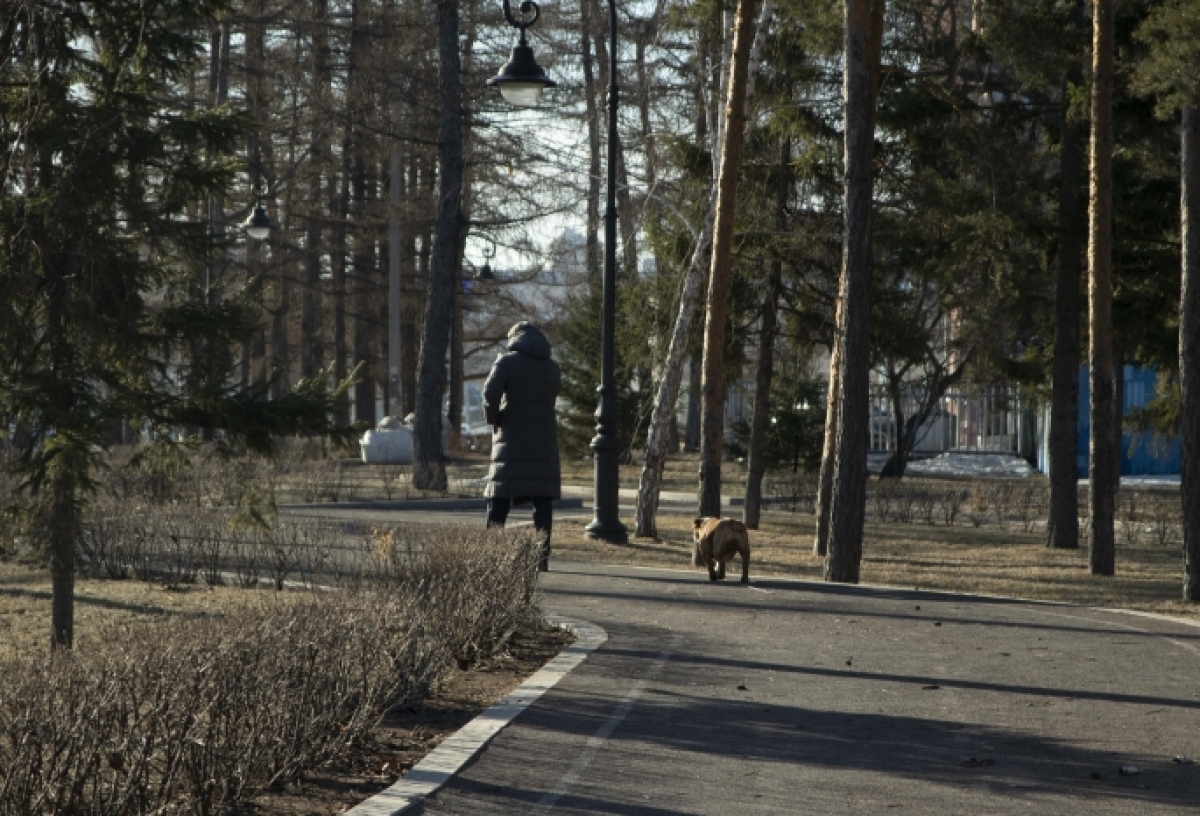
[487,496,553,549]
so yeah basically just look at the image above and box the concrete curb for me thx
[343,615,608,816]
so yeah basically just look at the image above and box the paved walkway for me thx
[418,561,1200,815]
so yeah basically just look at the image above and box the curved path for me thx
[415,560,1199,815]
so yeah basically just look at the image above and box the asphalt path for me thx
[277,502,1200,814]
[416,561,1200,815]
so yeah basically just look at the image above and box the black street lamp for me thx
[488,1,557,107]
[241,161,275,241]
[491,0,626,543]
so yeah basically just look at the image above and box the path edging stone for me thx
[342,615,607,816]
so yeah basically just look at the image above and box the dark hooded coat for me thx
[483,323,561,499]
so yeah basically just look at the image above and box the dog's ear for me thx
[693,517,704,529]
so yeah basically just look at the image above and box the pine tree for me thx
[0,0,351,649]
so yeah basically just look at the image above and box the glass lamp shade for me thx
[242,202,274,241]
[498,82,547,108]
[488,43,555,108]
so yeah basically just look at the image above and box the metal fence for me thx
[869,386,1036,457]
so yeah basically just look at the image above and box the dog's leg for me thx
[716,560,726,580]
[740,548,749,584]
[707,562,719,582]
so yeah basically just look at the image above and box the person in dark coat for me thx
[483,321,561,570]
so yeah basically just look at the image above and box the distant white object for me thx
[377,415,404,431]
[360,426,413,464]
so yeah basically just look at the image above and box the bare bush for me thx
[1118,490,1143,548]
[763,472,817,514]
[0,526,543,815]
[379,463,410,500]
[1148,493,1180,549]
[941,488,965,526]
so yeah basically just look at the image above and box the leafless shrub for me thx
[871,481,895,522]
[1148,493,1180,549]
[763,472,817,514]
[941,489,965,526]
[296,460,349,504]
[0,527,543,815]
[379,463,410,500]
[1017,484,1045,534]
[917,486,938,525]
[1118,490,1143,548]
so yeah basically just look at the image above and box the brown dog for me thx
[692,517,750,584]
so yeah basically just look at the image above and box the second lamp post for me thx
[490,0,626,543]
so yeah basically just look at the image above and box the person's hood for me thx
[507,322,552,359]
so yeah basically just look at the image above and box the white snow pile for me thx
[903,452,1037,479]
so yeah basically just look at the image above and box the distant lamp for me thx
[488,1,556,107]
[242,200,274,241]
[475,239,497,281]
[242,162,275,241]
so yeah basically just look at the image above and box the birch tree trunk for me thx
[698,0,759,519]
[413,0,465,491]
[824,0,882,583]
[635,0,771,536]
[1087,0,1116,576]
[1181,106,1200,601]
[635,198,717,537]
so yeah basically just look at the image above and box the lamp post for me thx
[490,0,626,542]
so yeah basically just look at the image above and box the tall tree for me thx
[1135,0,1200,601]
[823,0,884,583]
[698,0,758,519]
[743,137,788,529]
[815,0,883,561]
[1088,0,1117,576]
[1042,2,1088,552]
[413,0,466,490]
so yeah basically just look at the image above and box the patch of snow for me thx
[901,452,1037,479]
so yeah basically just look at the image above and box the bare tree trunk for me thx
[824,0,882,584]
[413,0,465,491]
[813,317,841,557]
[686,349,702,450]
[331,139,351,428]
[635,197,717,536]
[581,0,601,278]
[1087,0,1115,576]
[1181,106,1200,602]
[352,148,375,425]
[698,0,758,519]
[301,0,330,382]
[815,0,883,560]
[1047,56,1085,550]
[743,137,788,530]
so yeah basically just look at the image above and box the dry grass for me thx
[552,509,1200,625]
[558,454,708,494]
[0,560,268,661]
